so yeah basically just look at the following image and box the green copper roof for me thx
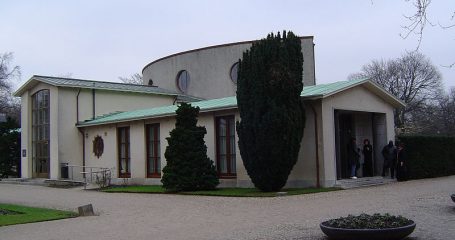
[300,77,368,98]
[78,96,237,127]
[14,75,203,101]
[78,78,401,127]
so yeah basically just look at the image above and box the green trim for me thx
[77,96,237,127]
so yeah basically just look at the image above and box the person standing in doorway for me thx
[347,137,361,179]
[382,140,397,178]
[396,142,408,181]
[363,139,373,177]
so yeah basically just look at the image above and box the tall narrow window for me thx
[216,115,236,177]
[117,127,131,178]
[146,124,160,177]
[32,90,50,178]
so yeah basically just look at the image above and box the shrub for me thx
[397,135,455,179]
[326,213,413,229]
[236,31,305,192]
[161,103,219,191]
[0,117,20,178]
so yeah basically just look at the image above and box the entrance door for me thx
[335,110,354,179]
[32,90,50,178]
[33,141,50,178]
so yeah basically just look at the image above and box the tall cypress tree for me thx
[0,117,20,177]
[236,31,305,192]
[161,103,219,191]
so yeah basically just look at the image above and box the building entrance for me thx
[334,110,387,180]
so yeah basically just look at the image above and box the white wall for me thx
[19,81,177,180]
[82,107,321,188]
[142,38,316,100]
[320,86,396,186]
[20,83,59,179]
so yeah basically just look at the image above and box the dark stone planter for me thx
[320,221,416,240]
[451,194,455,203]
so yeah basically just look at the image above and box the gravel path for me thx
[0,176,454,240]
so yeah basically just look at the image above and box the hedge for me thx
[397,136,455,179]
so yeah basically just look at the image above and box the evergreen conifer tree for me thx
[236,31,305,192]
[0,117,20,177]
[161,103,219,191]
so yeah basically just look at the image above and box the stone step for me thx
[44,179,86,188]
[0,178,46,186]
[335,177,396,189]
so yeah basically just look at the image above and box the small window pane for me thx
[231,156,236,173]
[146,124,160,176]
[219,155,227,173]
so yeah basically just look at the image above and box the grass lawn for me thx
[0,203,77,227]
[102,185,341,197]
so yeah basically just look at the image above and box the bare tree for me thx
[350,51,443,129]
[402,0,455,66]
[0,52,21,121]
[119,73,143,85]
[0,52,20,90]
[410,88,455,135]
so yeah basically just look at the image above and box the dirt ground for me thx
[0,176,454,240]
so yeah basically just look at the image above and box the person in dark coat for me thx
[362,139,373,177]
[396,142,408,181]
[382,140,397,178]
[347,137,361,179]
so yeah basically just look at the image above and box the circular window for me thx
[176,70,190,93]
[230,62,239,84]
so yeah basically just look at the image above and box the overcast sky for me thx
[1,0,454,91]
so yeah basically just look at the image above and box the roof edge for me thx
[77,105,238,128]
[13,75,202,99]
[319,78,406,108]
[321,78,370,98]
[142,36,314,74]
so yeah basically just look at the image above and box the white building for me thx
[14,37,405,187]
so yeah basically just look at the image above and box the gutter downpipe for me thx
[310,102,320,188]
[76,88,85,179]
[76,89,81,123]
[92,89,96,119]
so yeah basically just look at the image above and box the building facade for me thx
[15,37,405,187]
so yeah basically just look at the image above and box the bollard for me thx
[78,204,95,216]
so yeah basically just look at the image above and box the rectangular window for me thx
[146,124,161,177]
[216,115,236,177]
[117,127,131,178]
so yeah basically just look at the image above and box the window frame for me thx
[146,123,161,178]
[176,70,190,93]
[31,89,50,178]
[229,62,239,84]
[117,126,131,178]
[215,115,237,178]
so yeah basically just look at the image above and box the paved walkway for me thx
[0,176,454,240]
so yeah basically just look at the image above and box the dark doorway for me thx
[335,110,354,180]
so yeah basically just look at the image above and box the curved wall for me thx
[142,37,315,99]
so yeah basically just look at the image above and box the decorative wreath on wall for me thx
[93,135,104,158]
